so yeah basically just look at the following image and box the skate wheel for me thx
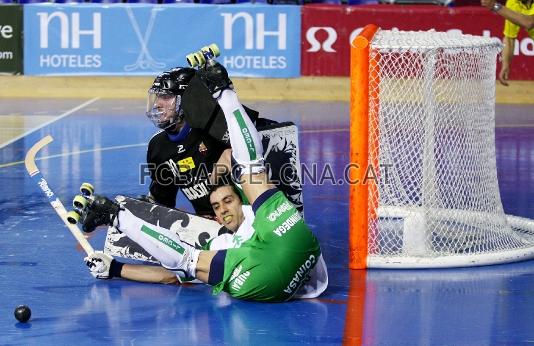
[193,52,205,66]
[80,182,94,197]
[186,53,198,68]
[207,43,220,57]
[73,195,88,210]
[200,46,212,61]
[66,210,81,224]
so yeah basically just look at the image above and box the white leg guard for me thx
[117,208,199,281]
[217,89,265,176]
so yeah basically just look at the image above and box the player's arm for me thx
[482,0,526,86]
[208,147,271,205]
[482,0,534,30]
[497,6,534,30]
[84,251,179,284]
[210,148,232,185]
[119,264,179,284]
[502,7,534,30]
[499,36,515,86]
[146,139,179,208]
[147,148,178,208]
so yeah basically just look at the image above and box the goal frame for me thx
[349,24,379,269]
[349,24,534,269]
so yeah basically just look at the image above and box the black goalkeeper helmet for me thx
[146,67,196,130]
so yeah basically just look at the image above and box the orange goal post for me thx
[349,24,534,269]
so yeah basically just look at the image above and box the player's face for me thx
[147,92,183,130]
[210,186,244,232]
[155,94,178,123]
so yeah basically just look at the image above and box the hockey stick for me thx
[24,135,94,255]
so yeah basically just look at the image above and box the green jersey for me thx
[212,191,324,302]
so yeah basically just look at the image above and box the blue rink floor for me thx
[0,99,533,345]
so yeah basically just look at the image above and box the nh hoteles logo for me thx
[31,9,301,72]
[36,10,291,50]
[37,12,101,49]
[35,11,102,69]
[220,12,290,70]
[221,12,287,50]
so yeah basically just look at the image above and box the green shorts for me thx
[212,190,321,302]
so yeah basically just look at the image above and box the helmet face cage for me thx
[146,90,183,130]
[145,67,195,130]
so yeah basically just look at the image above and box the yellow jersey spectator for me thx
[481,0,534,85]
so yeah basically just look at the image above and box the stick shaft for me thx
[24,135,94,255]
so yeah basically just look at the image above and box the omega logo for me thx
[306,27,337,52]
[305,27,366,53]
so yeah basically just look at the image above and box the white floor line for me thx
[41,142,148,161]
[301,128,348,134]
[0,142,148,169]
[0,97,100,150]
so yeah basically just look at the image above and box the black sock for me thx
[208,250,227,286]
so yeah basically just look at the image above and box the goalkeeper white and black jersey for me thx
[146,104,260,216]
[147,128,229,215]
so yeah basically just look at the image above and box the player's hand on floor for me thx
[84,251,114,279]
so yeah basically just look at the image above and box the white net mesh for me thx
[365,29,534,267]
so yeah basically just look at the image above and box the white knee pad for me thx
[231,156,266,181]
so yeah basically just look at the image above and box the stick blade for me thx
[24,135,54,176]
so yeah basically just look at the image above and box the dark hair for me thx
[209,175,242,201]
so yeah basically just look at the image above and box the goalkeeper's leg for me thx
[199,62,273,204]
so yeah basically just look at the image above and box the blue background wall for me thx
[23,4,301,77]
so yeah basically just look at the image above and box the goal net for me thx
[349,25,534,268]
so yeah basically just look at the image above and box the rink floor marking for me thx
[0,142,147,169]
[0,97,100,150]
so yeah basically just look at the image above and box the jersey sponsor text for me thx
[283,254,316,295]
[273,211,302,237]
[267,200,292,222]
[231,270,251,292]
[182,181,210,200]
[230,264,243,281]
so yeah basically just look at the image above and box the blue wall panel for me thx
[24,4,301,77]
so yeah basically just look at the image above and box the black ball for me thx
[14,305,31,323]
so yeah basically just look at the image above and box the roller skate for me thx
[185,43,220,69]
[66,182,121,233]
[186,43,233,97]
